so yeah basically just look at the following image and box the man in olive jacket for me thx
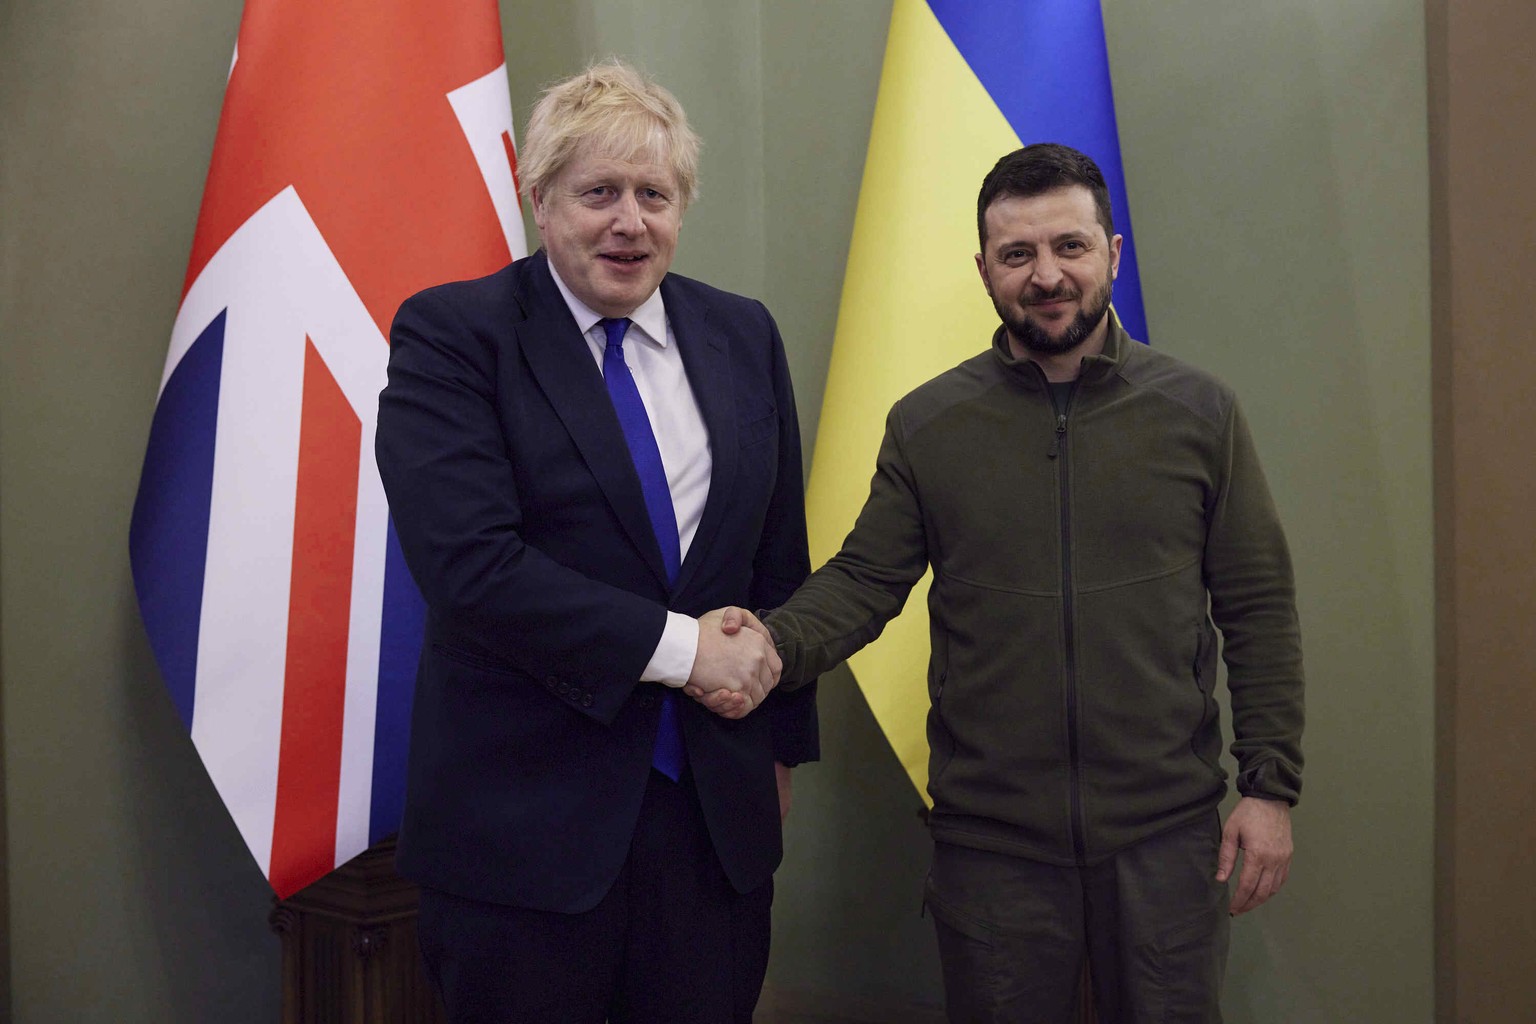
[708,144,1303,1021]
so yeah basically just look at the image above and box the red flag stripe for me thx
[185,0,510,335]
[269,339,361,895]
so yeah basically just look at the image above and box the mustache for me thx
[1024,285,1081,304]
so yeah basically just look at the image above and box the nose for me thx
[1032,251,1063,291]
[611,190,645,236]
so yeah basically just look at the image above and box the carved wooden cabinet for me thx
[269,838,445,1024]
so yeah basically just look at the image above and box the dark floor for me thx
[753,986,948,1024]
[757,1011,942,1024]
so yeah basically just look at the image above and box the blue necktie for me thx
[601,318,686,781]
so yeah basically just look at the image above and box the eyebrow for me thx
[568,170,674,193]
[994,230,1093,253]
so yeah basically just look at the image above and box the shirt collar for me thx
[546,258,670,348]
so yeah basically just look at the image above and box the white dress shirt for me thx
[547,264,709,686]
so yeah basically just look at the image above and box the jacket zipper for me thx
[1048,386,1088,864]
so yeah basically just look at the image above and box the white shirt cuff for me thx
[641,612,698,687]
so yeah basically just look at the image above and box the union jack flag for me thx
[129,0,526,898]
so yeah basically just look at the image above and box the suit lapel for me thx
[512,255,672,590]
[666,280,737,597]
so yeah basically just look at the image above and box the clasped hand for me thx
[683,607,778,719]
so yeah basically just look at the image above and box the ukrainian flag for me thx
[808,0,1146,802]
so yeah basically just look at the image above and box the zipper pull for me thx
[1048,413,1067,459]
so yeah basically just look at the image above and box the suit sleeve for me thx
[747,302,820,766]
[376,287,666,726]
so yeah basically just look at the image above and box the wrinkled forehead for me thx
[564,120,680,185]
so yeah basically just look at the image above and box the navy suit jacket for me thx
[377,251,818,913]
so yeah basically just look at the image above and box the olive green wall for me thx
[1102,3,1433,1020]
[1,1,288,1021]
[0,1,1432,1021]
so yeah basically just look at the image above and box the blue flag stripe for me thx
[369,517,426,843]
[926,0,1148,341]
[129,310,227,728]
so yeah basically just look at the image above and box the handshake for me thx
[682,607,780,720]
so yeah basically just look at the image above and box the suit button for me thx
[582,694,594,708]
[545,675,560,687]
[556,681,569,695]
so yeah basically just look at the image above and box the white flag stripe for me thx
[190,205,306,875]
[186,189,388,874]
[448,63,528,258]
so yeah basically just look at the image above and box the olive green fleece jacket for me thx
[768,313,1304,866]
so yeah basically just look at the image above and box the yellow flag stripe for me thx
[807,0,1022,802]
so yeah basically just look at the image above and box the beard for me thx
[996,274,1114,357]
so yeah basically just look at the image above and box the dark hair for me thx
[976,143,1114,248]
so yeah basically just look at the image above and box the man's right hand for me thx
[685,608,781,719]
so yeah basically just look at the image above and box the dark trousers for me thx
[416,768,773,1024]
[926,811,1229,1024]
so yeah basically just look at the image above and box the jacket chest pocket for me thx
[738,411,777,449]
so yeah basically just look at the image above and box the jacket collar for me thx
[989,307,1133,389]
[658,274,736,598]
[510,252,675,590]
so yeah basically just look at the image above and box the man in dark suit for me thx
[375,60,817,1024]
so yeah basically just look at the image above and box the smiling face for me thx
[976,185,1123,363]
[532,144,683,317]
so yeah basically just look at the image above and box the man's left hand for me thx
[1217,796,1293,916]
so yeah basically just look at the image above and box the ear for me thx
[974,252,992,296]
[1109,233,1124,281]
[530,186,547,230]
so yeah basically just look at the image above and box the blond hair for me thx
[520,60,701,209]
